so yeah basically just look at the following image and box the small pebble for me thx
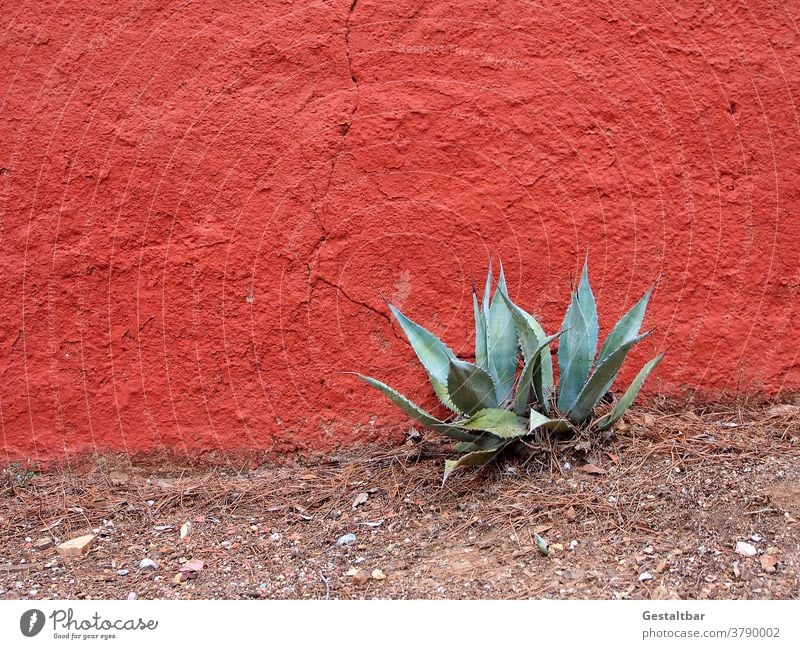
[127,592,137,600]
[751,533,763,542]
[638,571,653,582]
[270,533,282,542]
[351,570,369,585]
[116,569,129,576]
[139,558,159,570]
[735,541,757,557]
[337,533,356,546]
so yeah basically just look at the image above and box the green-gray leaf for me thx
[557,293,592,412]
[514,356,535,415]
[566,331,654,425]
[460,408,530,439]
[447,358,498,416]
[496,286,555,413]
[388,303,458,412]
[513,331,564,415]
[596,353,664,430]
[454,435,507,453]
[487,265,518,402]
[473,289,489,372]
[443,446,506,483]
[482,260,493,316]
[354,374,478,443]
[528,409,571,433]
[596,286,653,367]
[576,258,598,365]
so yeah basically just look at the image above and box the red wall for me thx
[2,0,799,460]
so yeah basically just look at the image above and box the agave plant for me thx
[355,259,663,481]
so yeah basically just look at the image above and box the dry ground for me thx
[1,404,799,600]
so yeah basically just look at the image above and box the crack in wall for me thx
[324,0,361,204]
[307,0,361,264]
[315,275,395,329]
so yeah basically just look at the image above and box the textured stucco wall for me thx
[2,0,799,460]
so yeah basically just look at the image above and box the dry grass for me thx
[1,403,798,599]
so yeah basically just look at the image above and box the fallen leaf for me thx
[580,464,607,475]
[533,524,552,534]
[565,506,577,520]
[352,492,369,509]
[606,451,620,464]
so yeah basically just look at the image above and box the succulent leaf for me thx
[513,331,565,415]
[387,303,459,412]
[447,358,498,416]
[557,293,593,412]
[576,258,598,364]
[595,353,664,430]
[482,259,493,316]
[443,447,506,484]
[514,356,536,415]
[486,264,518,402]
[472,289,488,372]
[354,374,479,443]
[597,286,653,367]
[459,408,530,439]
[495,284,555,411]
[454,435,507,453]
[566,331,654,425]
[528,409,571,433]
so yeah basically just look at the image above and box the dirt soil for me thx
[1,404,799,600]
